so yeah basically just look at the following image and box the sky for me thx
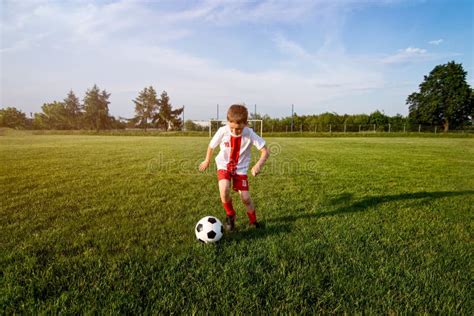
[1,0,473,120]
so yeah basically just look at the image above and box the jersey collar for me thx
[227,125,245,137]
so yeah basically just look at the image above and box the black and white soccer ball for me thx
[195,216,224,243]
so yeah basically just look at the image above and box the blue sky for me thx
[1,0,473,120]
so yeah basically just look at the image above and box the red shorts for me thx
[217,170,249,192]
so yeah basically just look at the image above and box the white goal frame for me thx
[209,120,263,138]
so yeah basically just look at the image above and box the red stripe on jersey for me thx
[227,135,241,174]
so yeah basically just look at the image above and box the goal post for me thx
[209,120,263,138]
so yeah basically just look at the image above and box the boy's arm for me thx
[200,126,223,171]
[251,145,270,176]
[199,146,214,171]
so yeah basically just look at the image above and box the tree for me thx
[83,84,112,131]
[0,107,29,129]
[350,114,370,125]
[389,114,407,131]
[471,88,474,123]
[132,86,159,131]
[154,91,183,131]
[64,90,83,129]
[369,110,389,126]
[108,116,127,130]
[407,61,472,131]
[184,119,206,131]
[34,102,69,129]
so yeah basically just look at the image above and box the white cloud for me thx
[1,0,444,119]
[429,39,443,45]
[273,35,313,60]
[273,35,384,90]
[201,0,317,25]
[382,47,431,64]
[83,39,384,118]
[405,47,427,54]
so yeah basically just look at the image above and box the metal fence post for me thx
[330,124,332,133]
[419,124,421,133]
[388,123,391,133]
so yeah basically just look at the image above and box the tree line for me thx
[188,61,473,133]
[0,85,183,131]
[1,61,473,132]
[186,110,411,133]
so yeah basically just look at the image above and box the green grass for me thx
[2,127,473,138]
[1,135,473,314]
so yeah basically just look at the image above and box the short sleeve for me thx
[250,128,266,150]
[209,126,224,149]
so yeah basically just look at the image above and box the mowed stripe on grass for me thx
[1,135,473,313]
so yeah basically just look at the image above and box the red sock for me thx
[247,210,257,224]
[223,201,236,217]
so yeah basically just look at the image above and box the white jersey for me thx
[209,125,266,175]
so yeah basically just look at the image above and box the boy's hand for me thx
[251,164,261,177]
[199,160,210,172]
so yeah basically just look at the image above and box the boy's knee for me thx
[240,194,252,205]
[221,197,231,203]
[220,191,231,203]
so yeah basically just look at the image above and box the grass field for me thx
[1,135,473,313]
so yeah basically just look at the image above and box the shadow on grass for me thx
[223,190,474,243]
[221,222,293,244]
[272,190,474,224]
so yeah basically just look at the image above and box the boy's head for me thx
[227,104,248,136]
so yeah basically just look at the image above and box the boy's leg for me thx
[219,179,236,231]
[239,190,258,226]
[219,179,232,208]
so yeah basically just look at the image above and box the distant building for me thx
[192,120,211,127]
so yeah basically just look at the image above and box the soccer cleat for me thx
[225,215,236,232]
[249,221,263,229]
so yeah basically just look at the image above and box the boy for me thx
[199,104,270,231]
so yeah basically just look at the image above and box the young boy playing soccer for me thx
[199,104,270,231]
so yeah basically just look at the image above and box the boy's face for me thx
[228,121,246,136]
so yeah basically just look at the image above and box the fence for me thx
[262,123,473,134]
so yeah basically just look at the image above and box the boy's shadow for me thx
[221,190,474,243]
[221,222,292,244]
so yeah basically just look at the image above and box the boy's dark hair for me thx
[227,104,248,124]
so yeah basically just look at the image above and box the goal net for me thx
[209,120,263,138]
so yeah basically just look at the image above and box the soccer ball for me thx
[195,216,224,243]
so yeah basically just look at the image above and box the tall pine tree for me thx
[132,86,159,131]
[64,90,83,129]
[154,91,183,131]
[83,84,112,131]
